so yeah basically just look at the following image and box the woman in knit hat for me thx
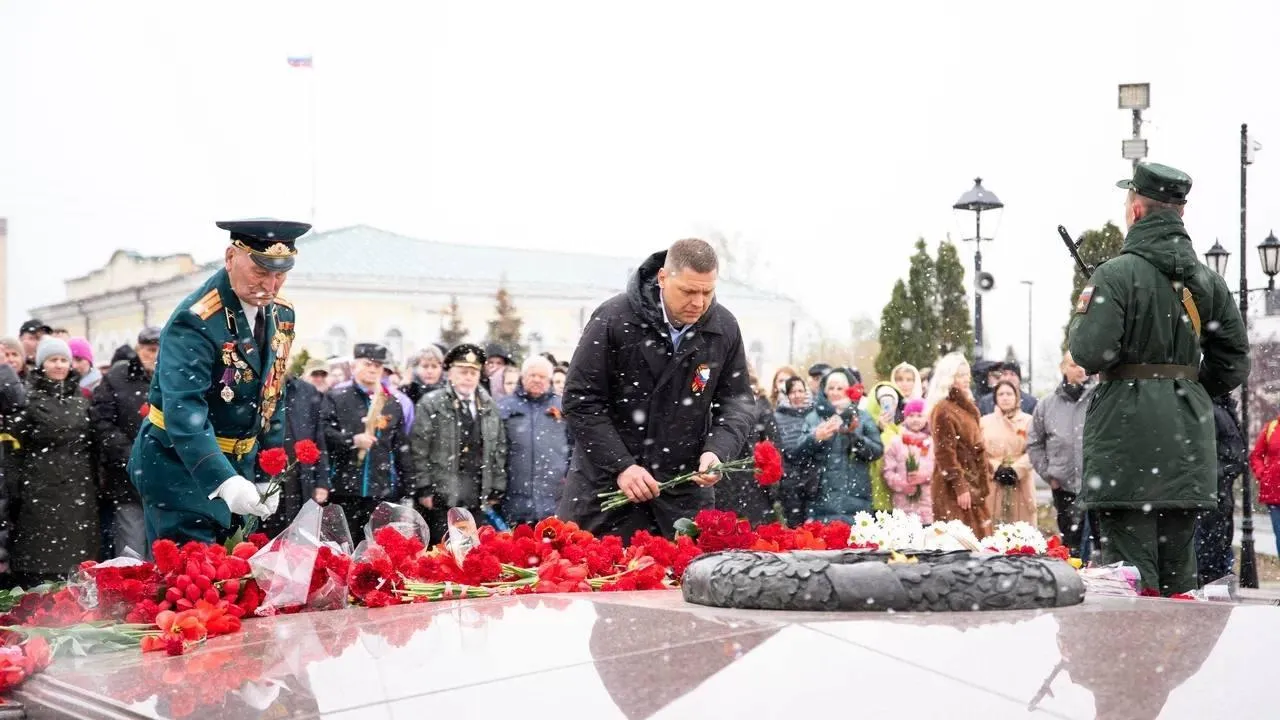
[6,336,99,585]
[67,337,101,393]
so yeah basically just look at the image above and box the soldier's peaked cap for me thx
[217,219,311,272]
[1116,162,1192,205]
[445,343,486,370]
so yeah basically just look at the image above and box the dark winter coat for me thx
[797,372,884,523]
[1211,394,1245,513]
[930,387,991,535]
[497,386,570,525]
[557,250,755,537]
[714,393,780,525]
[1068,209,1250,511]
[90,356,152,506]
[8,370,100,575]
[321,383,414,500]
[774,401,818,524]
[401,377,446,409]
[410,385,507,508]
[0,364,27,566]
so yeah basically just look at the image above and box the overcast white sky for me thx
[3,1,1279,386]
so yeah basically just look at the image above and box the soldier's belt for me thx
[147,407,258,457]
[1099,364,1199,382]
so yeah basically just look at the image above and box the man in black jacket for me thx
[91,327,159,557]
[321,343,414,537]
[557,239,755,539]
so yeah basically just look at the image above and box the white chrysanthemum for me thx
[981,522,1048,553]
[847,509,932,550]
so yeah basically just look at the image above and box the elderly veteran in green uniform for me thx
[128,219,310,545]
[1068,163,1249,595]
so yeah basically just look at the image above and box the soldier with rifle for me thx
[1066,162,1249,596]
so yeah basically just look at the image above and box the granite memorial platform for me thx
[13,591,1277,719]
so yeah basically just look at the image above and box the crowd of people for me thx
[0,309,1271,589]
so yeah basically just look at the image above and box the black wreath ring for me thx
[681,549,1085,612]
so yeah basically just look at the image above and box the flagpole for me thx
[289,55,317,226]
[308,62,317,226]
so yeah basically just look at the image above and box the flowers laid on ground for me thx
[844,509,1074,559]
[0,502,1086,698]
[597,440,784,511]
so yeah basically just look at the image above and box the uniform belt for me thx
[1099,364,1199,382]
[147,407,257,458]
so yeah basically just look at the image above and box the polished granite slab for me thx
[14,590,1277,719]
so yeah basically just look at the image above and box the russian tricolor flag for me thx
[287,56,313,68]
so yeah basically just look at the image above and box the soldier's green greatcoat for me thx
[128,268,294,544]
[1068,197,1248,594]
[1068,210,1249,510]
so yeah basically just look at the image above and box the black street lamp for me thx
[953,177,1003,360]
[1259,231,1280,287]
[1203,240,1230,278]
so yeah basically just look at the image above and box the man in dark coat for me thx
[1068,162,1250,595]
[262,369,331,538]
[321,343,414,538]
[557,238,755,539]
[1195,394,1246,584]
[91,327,160,557]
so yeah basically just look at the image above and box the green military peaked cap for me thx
[1116,162,1192,205]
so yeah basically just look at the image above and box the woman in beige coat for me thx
[981,380,1036,525]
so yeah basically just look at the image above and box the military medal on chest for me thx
[219,341,253,403]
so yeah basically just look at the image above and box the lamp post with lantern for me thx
[953,178,1003,360]
[1203,224,1280,590]
[1119,83,1151,171]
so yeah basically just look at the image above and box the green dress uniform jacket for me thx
[1068,209,1249,511]
[128,268,295,544]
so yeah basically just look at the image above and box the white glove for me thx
[211,475,270,518]
[255,482,281,515]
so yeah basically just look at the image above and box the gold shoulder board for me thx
[273,294,294,310]
[189,289,223,320]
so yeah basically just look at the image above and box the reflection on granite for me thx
[16,592,1280,719]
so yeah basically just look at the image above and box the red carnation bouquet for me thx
[248,498,353,615]
[598,440,784,512]
[238,439,322,538]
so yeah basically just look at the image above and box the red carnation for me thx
[845,384,865,404]
[138,402,151,419]
[293,439,321,465]
[258,447,288,476]
[752,440,784,486]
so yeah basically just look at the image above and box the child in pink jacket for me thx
[882,398,935,523]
